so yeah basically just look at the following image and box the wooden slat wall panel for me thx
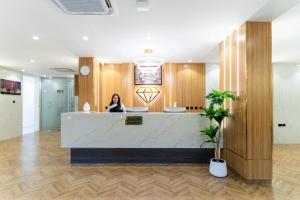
[220,22,272,180]
[246,160,272,180]
[225,32,235,157]
[99,63,134,111]
[192,64,205,112]
[120,63,134,107]
[74,75,79,96]
[175,64,184,107]
[163,63,172,107]
[78,57,99,111]
[97,63,205,112]
[246,22,273,160]
[225,29,247,160]
[235,24,247,159]
[238,23,247,159]
[224,149,246,177]
[225,36,231,110]
[93,59,100,112]
[182,64,192,111]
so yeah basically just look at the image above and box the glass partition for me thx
[41,78,74,131]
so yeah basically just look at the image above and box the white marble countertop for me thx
[61,112,213,148]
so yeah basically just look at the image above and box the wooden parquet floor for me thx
[0,132,299,200]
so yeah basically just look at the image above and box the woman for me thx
[107,94,126,112]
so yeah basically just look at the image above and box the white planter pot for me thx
[209,158,227,177]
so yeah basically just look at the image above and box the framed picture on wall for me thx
[134,66,162,85]
[0,79,21,95]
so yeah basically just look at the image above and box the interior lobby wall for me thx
[205,63,220,105]
[98,63,206,112]
[273,63,300,144]
[0,67,22,141]
[77,59,207,112]
[22,75,40,135]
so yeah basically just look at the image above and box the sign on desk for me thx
[125,116,143,125]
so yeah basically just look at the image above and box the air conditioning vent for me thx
[49,68,76,72]
[53,0,114,15]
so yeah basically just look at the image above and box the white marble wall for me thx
[273,63,300,144]
[61,112,213,148]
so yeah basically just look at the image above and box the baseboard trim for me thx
[71,148,214,164]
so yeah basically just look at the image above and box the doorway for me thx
[41,78,75,131]
[22,75,40,135]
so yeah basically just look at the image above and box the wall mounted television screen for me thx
[134,65,162,85]
[0,79,21,95]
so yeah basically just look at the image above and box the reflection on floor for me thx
[0,132,299,200]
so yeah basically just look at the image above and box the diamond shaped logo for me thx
[136,87,160,103]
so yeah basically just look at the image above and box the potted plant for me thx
[200,90,236,177]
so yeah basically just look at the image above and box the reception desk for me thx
[61,112,214,164]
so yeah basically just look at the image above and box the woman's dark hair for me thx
[109,94,121,108]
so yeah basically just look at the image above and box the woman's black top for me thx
[109,105,123,112]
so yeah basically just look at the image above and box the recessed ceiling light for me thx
[144,48,153,54]
[21,69,25,72]
[146,36,152,41]
[209,36,215,40]
[30,59,35,63]
[43,75,47,78]
[32,35,39,40]
[82,36,89,41]
[188,59,192,63]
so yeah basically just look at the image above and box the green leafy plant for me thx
[200,90,236,161]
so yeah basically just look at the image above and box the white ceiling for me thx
[0,0,298,76]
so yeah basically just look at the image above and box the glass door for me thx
[41,78,75,131]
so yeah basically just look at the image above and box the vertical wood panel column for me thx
[78,57,100,111]
[74,75,79,97]
[220,22,272,180]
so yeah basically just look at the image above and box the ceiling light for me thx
[21,69,25,72]
[43,75,47,78]
[144,48,153,54]
[30,59,35,63]
[146,36,152,41]
[82,36,89,41]
[134,57,164,67]
[209,36,215,41]
[188,59,192,63]
[32,35,39,40]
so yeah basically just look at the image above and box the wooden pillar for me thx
[220,22,272,180]
[78,57,100,111]
[74,75,79,97]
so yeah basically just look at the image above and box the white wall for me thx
[0,67,23,141]
[273,63,300,144]
[205,63,220,105]
[23,75,40,134]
